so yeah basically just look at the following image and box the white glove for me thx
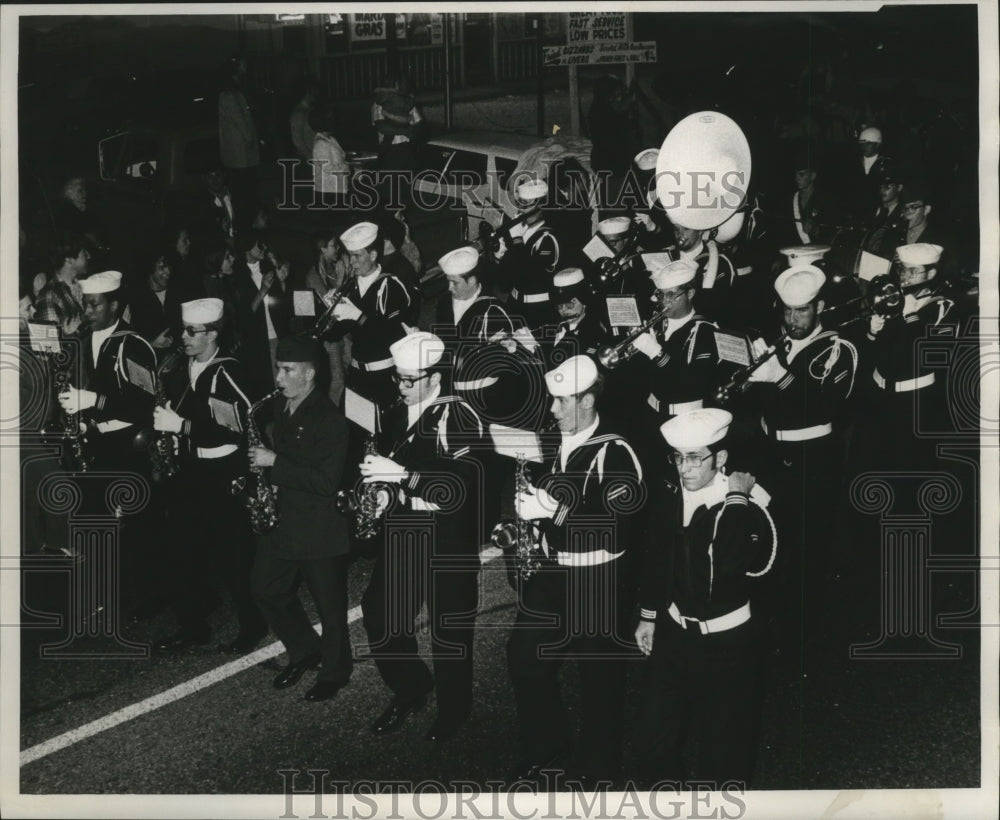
[58,388,97,415]
[512,326,539,354]
[153,402,184,433]
[515,485,558,521]
[750,338,770,359]
[632,330,663,360]
[493,236,509,260]
[634,212,655,231]
[360,454,408,484]
[869,314,887,335]
[332,298,362,322]
[747,354,788,383]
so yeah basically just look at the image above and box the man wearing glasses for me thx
[152,298,268,653]
[628,258,719,479]
[899,181,958,281]
[357,331,486,743]
[634,408,776,789]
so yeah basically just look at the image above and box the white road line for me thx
[21,547,505,767]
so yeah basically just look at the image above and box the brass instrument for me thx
[308,273,357,340]
[476,198,535,262]
[595,307,671,369]
[48,347,91,472]
[231,389,282,535]
[337,436,394,540]
[148,344,185,482]
[594,224,640,289]
[714,335,789,404]
[490,453,542,582]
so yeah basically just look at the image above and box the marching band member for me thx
[359,332,486,742]
[152,297,267,653]
[57,271,157,473]
[634,408,776,788]
[630,148,672,252]
[494,178,560,331]
[665,214,736,326]
[329,221,412,412]
[545,267,611,368]
[506,355,643,787]
[745,265,858,651]
[250,336,353,702]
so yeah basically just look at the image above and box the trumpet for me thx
[476,199,535,259]
[595,307,671,369]
[714,335,788,404]
[594,225,640,290]
[308,273,357,340]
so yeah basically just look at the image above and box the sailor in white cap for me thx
[633,407,775,786]
[545,267,610,368]
[631,258,720,433]
[325,220,413,410]
[663,210,736,326]
[507,353,643,784]
[57,270,158,470]
[744,264,857,656]
[494,176,561,331]
[358,330,486,743]
[151,296,267,654]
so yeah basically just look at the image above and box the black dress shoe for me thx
[155,627,211,652]
[303,679,348,702]
[424,714,467,742]
[371,695,427,734]
[273,653,322,690]
[218,632,267,654]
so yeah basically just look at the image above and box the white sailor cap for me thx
[858,127,882,144]
[774,265,826,307]
[598,217,631,238]
[779,244,830,266]
[550,267,589,302]
[544,355,598,398]
[515,178,548,207]
[181,297,224,325]
[79,270,123,295]
[390,331,446,372]
[340,221,379,252]
[634,148,659,171]
[660,408,733,450]
[897,243,943,267]
[439,246,480,278]
[650,258,699,291]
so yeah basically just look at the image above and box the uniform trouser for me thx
[252,550,353,682]
[634,614,765,788]
[506,558,632,778]
[757,434,840,648]
[164,453,267,637]
[21,447,69,554]
[361,520,480,723]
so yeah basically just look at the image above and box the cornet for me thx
[595,307,670,370]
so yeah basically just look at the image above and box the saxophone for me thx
[231,389,282,535]
[490,454,542,582]
[148,345,185,482]
[47,348,91,472]
[337,436,393,540]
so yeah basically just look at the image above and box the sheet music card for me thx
[858,251,891,281]
[125,358,156,395]
[26,322,61,354]
[583,235,614,262]
[714,332,752,367]
[209,398,243,433]
[489,424,544,463]
[605,296,642,328]
[293,290,316,316]
[344,388,377,435]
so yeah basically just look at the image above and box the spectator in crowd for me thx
[289,76,320,162]
[218,55,262,243]
[54,175,110,265]
[588,75,641,215]
[163,225,205,304]
[198,168,236,248]
[35,233,88,331]
[305,230,351,406]
[311,103,351,212]
[126,249,186,353]
[202,246,240,336]
[371,73,423,210]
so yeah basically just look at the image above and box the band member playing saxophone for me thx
[249,336,353,702]
[359,331,486,742]
[152,298,268,653]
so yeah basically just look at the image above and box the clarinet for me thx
[149,344,185,482]
[48,349,91,472]
[231,389,282,535]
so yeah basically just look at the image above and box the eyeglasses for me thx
[901,202,925,212]
[671,451,714,468]
[182,326,210,336]
[392,372,430,389]
[655,289,687,303]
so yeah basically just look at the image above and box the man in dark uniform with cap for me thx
[250,335,353,701]
[152,297,268,652]
[862,163,907,262]
[358,331,487,742]
[634,408,777,788]
[544,267,611,369]
[506,355,644,787]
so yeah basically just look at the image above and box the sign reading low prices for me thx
[567,12,628,42]
[543,41,658,67]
